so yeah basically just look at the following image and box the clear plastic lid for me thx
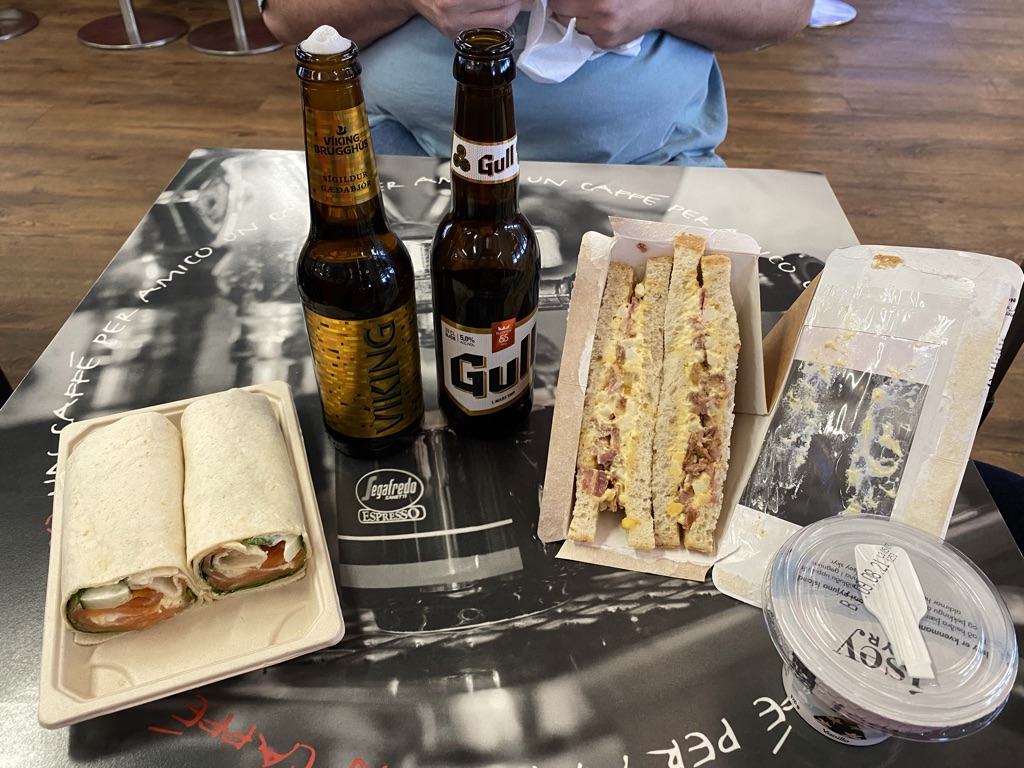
[762,515,1018,741]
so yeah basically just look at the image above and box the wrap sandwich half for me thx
[181,389,309,597]
[60,412,198,640]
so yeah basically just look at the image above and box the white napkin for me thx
[518,0,644,84]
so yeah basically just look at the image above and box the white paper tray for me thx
[38,381,345,729]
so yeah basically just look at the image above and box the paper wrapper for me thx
[714,245,1022,606]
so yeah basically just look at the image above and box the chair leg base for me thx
[78,13,189,50]
[0,8,39,41]
[809,0,858,28]
[187,18,283,56]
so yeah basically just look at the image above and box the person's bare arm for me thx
[262,0,411,47]
[547,0,814,52]
[263,0,528,48]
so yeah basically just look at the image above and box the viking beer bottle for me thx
[430,28,540,437]
[295,26,423,458]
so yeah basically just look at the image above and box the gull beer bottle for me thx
[431,28,540,436]
[295,26,423,458]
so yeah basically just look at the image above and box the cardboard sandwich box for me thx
[539,219,1023,597]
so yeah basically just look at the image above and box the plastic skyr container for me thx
[762,515,1017,745]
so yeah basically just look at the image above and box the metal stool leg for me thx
[0,7,39,41]
[78,0,189,50]
[187,0,283,56]
[809,0,857,28]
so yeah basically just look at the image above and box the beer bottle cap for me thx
[300,25,352,56]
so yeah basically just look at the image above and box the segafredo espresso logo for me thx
[356,469,426,524]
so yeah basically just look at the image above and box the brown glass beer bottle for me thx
[430,28,541,437]
[294,26,423,458]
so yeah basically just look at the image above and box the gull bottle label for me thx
[450,133,519,184]
[438,309,537,415]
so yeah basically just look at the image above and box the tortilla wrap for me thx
[60,412,196,642]
[181,389,308,597]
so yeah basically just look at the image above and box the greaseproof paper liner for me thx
[715,245,1022,607]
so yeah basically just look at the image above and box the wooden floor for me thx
[2,1,1023,473]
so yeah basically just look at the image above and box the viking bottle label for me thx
[303,299,422,438]
[304,105,378,207]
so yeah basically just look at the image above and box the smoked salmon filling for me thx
[66,574,195,634]
[199,535,306,594]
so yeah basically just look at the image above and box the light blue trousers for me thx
[362,14,727,167]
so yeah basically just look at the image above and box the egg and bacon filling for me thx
[667,293,716,526]
[667,382,728,528]
[663,269,734,531]
[199,534,306,594]
[66,572,195,634]
[577,284,653,530]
